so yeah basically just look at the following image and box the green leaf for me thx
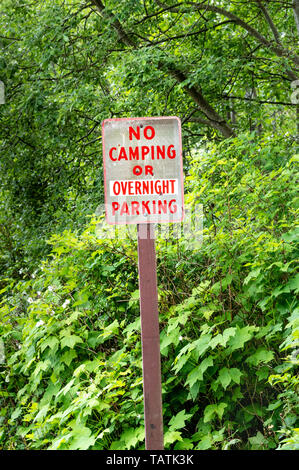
[285,273,299,293]
[248,431,268,449]
[228,326,256,351]
[10,408,22,421]
[68,426,96,450]
[118,427,144,449]
[61,349,77,366]
[169,409,193,431]
[246,348,274,366]
[164,430,183,446]
[194,334,212,358]
[220,327,236,346]
[230,368,242,384]
[40,336,59,352]
[196,435,213,450]
[61,334,83,349]
[186,356,214,388]
[204,403,227,423]
[160,328,180,354]
[244,268,261,285]
[218,368,231,390]
[97,320,119,344]
[174,438,194,450]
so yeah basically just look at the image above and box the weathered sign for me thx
[102,116,184,225]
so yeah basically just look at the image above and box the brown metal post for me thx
[137,223,164,450]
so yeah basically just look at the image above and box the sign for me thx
[102,116,184,225]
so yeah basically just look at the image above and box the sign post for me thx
[137,223,163,450]
[102,116,183,450]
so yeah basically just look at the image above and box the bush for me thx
[0,132,298,449]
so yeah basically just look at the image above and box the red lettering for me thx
[113,181,121,195]
[131,201,140,215]
[152,200,156,214]
[155,180,162,195]
[151,146,155,159]
[109,147,117,161]
[142,201,150,214]
[157,146,165,159]
[133,165,142,176]
[120,181,128,194]
[144,126,155,140]
[141,146,150,160]
[128,181,134,195]
[167,145,176,159]
[129,146,139,160]
[135,181,142,194]
[162,180,170,193]
[145,165,153,176]
[170,179,176,193]
[142,181,149,194]
[112,202,119,215]
[158,200,168,214]
[169,199,177,214]
[120,202,129,215]
[118,147,128,160]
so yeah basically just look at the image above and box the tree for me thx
[0,0,298,268]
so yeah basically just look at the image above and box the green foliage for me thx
[0,0,298,279]
[0,0,298,451]
[0,132,298,450]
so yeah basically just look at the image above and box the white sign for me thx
[102,116,184,225]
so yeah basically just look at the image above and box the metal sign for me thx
[102,116,184,225]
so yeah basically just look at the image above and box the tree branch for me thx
[222,94,296,106]
[256,0,281,43]
[190,2,299,67]
[293,0,299,35]
[155,1,299,69]
[89,0,235,138]
[91,0,137,47]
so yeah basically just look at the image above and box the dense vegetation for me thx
[0,0,298,450]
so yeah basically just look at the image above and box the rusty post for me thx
[137,223,164,450]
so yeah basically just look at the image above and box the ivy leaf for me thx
[34,404,50,423]
[61,349,77,366]
[164,430,183,446]
[174,438,194,450]
[215,367,242,390]
[169,409,193,431]
[172,351,191,374]
[204,403,227,423]
[284,273,299,293]
[194,334,212,359]
[244,268,262,285]
[160,328,180,355]
[246,348,274,366]
[118,427,145,449]
[218,367,231,390]
[248,431,268,449]
[68,426,96,450]
[228,326,257,351]
[40,336,59,352]
[186,356,214,388]
[230,368,242,384]
[209,334,222,350]
[196,435,213,450]
[61,334,83,349]
[220,327,236,346]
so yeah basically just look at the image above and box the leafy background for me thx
[0,0,298,450]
